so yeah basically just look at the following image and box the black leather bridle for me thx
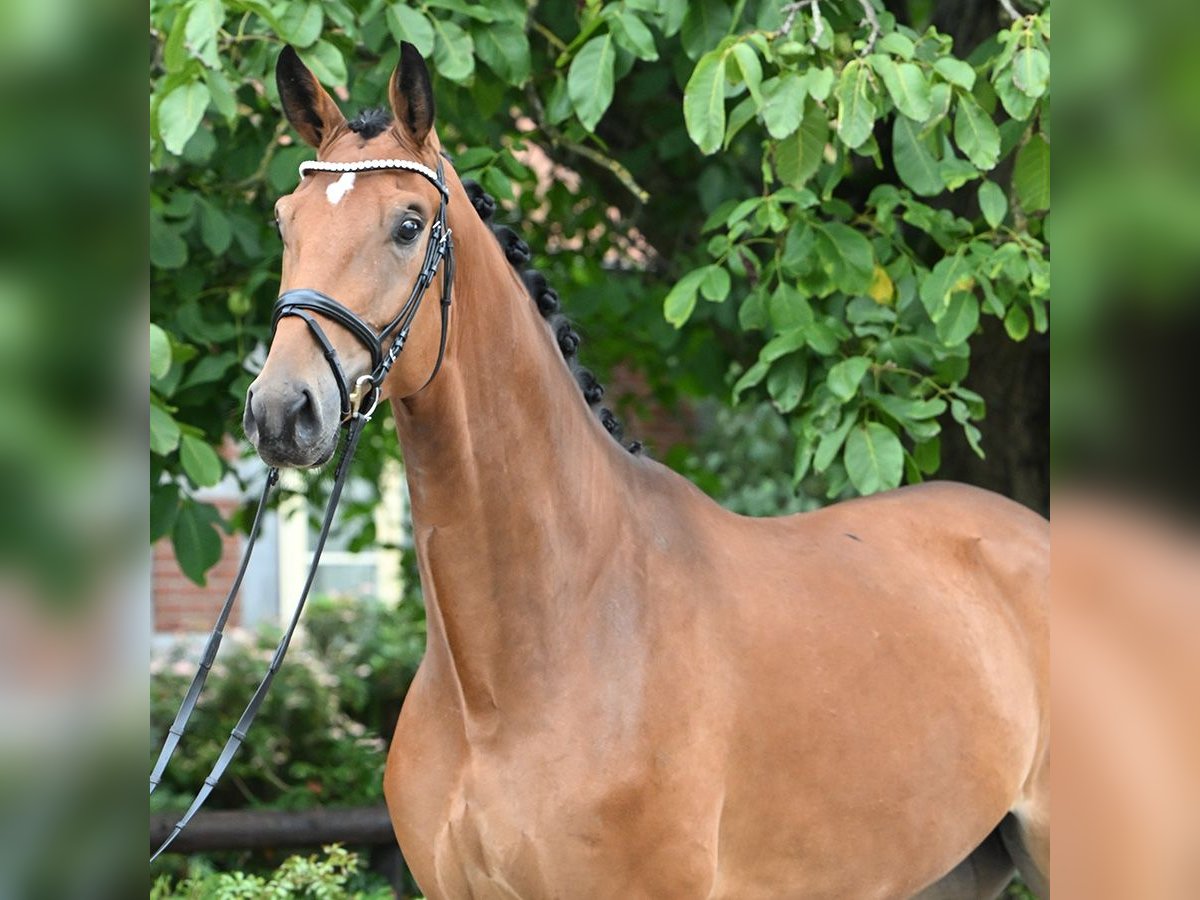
[150,156,454,861]
[273,156,455,422]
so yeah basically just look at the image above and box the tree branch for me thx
[998,0,1022,20]
[808,0,825,47]
[778,1,825,46]
[524,86,650,205]
[855,0,881,54]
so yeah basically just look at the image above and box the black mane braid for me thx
[460,174,642,455]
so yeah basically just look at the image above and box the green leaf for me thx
[680,0,731,60]
[386,6,435,56]
[923,82,952,128]
[180,434,223,488]
[844,422,904,495]
[978,180,1008,228]
[939,154,979,191]
[870,56,932,121]
[1012,48,1049,98]
[150,484,180,544]
[431,19,475,83]
[913,437,941,474]
[775,103,827,186]
[150,403,181,455]
[299,40,347,86]
[768,283,814,331]
[700,265,731,302]
[934,57,976,91]
[163,4,192,73]
[806,67,834,101]
[150,324,172,380]
[150,220,188,269]
[179,351,238,391]
[920,251,971,320]
[781,221,816,273]
[819,222,874,295]
[277,2,323,48]
[994,68,1037,120]
[172,501,223,586]
[804,320,841,355]
[427,0,496,20]
[892,116,942,196]
[663,266,710,327]
[762,72,806,139]
[158,81,210,156]
[877,32,915,60]
[874,394,947,423]
[1014,134,1050,212]
[936,292,980,345]
[733,358,770,399]
[184,0,224,67]
[814,410,856,472]
[954,95,1000,170]
[767,356,807,413]
[569,34,616,132]
[724,95,757,148]
[204,68,238,124]
[613,10,658,61]
[197,199,232,255]
[762,329,809,362]
[683,48,727,154]
[729,43,763,107]
[475,21,531,85]
[1004,303,1030,341]
[658,0,687,37]
[827,356,871,401]
[835,60,877,149]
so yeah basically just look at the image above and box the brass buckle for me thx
[348,374,380,419]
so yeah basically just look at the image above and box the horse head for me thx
[244,42,451,468]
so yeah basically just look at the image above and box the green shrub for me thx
[151,595,425,814]
[150,844,395,899]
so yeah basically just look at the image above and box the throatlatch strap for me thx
[151,418,368,862]
[149,467,278,796]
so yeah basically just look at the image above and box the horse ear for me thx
[275,45,346,148]
[389,42,435,147]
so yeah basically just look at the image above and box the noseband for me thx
[271,156,456,421]
[150,154,456,862]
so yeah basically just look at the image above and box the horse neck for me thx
[391,199,632,721]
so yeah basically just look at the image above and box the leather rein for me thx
[150,156,454,861]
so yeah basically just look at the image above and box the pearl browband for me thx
[298,158,448,200]
[299,157,440,180]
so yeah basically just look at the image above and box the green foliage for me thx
[150,0,1050,580]
[151,844,394,899]
[150,596,425,813]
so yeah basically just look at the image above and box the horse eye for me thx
[393,217,423,244]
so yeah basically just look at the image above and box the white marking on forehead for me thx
[325,172,356,205]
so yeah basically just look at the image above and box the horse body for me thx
[250,43,1050,898]
[385,441,1048,899]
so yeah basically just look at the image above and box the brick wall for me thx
[153,497,244,633]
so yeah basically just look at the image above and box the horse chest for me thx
[390,706,720,899]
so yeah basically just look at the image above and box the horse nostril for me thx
[243,389,259,440]
[292,387,321,440]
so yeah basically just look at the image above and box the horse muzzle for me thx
[243,376,340,468]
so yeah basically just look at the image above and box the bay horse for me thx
[246,42,1050,899]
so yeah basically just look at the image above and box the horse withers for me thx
[246,41,1050,900]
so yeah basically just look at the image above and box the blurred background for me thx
[0,0,1196,895]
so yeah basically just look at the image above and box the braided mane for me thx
[344,109,640,453]
[460,177,641,455]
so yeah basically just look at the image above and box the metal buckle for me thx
[348,374,380,419]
